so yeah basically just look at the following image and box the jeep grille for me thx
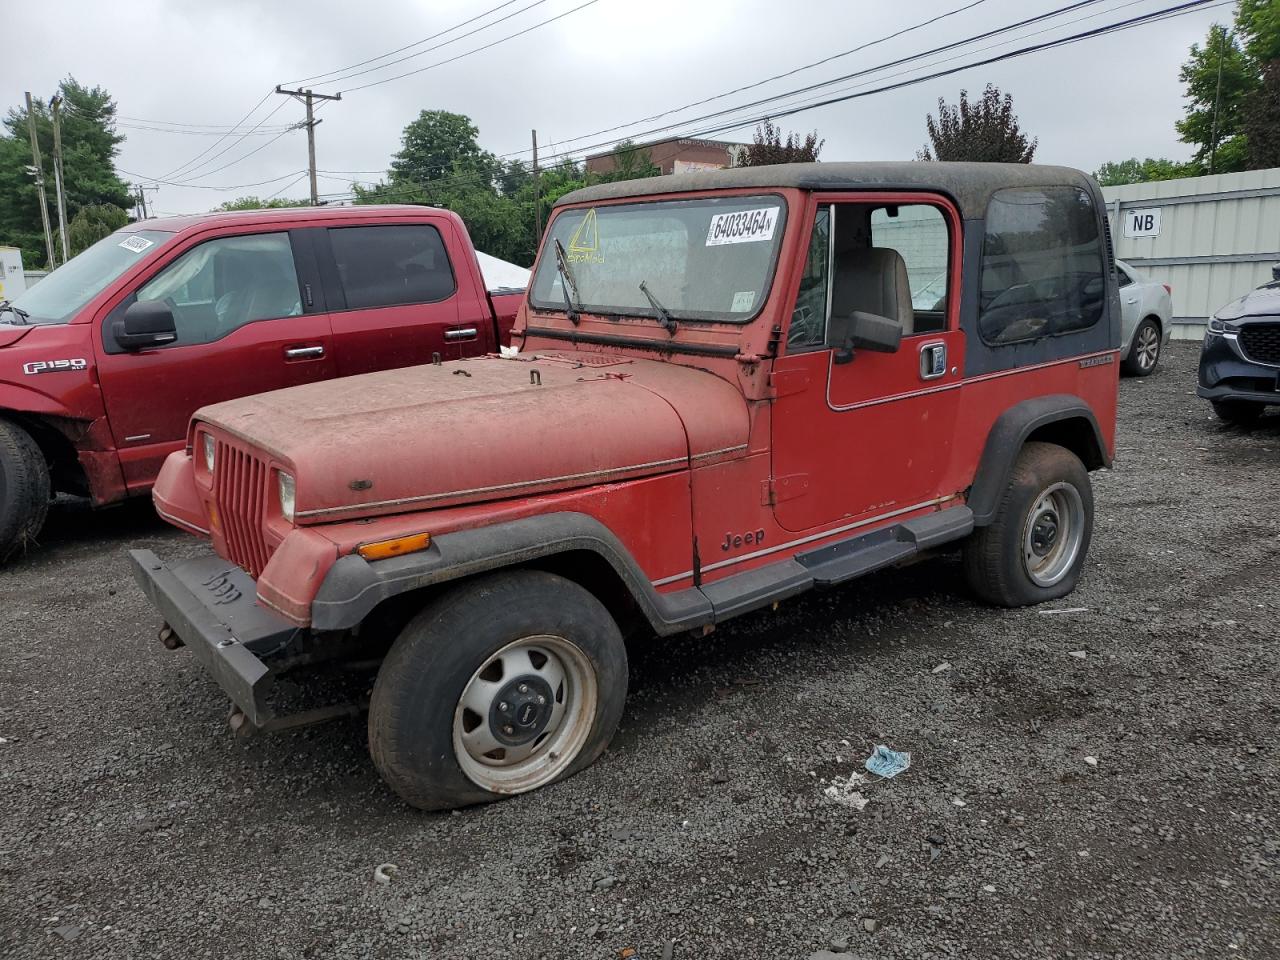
[1238,323,1280,366]
[212,439,273,577]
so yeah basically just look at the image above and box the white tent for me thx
[475,251,530,292]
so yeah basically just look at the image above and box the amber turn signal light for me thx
[357,532,431,561]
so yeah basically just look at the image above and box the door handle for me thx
[919,342,947,380]
[285,345,325,360]
[445,327,479,341]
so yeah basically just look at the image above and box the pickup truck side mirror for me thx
[1272,262,1280,282]
[829,310,903,365]
[113,300,177,351]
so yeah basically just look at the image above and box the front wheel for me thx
[1122,318,1161,376]
[0,420,51,564]
[368,570,628,810]
[963,442,1094,607]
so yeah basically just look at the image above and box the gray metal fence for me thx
[1102,167,1280,339]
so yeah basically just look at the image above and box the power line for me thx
[284,0,540,85]
[159,89,275,179]
[262,172,311,202]
[116,166,309,191]
[340,0,606,93]
[296,0,553,88]
[117,114,294,131]
[116,122,295,136]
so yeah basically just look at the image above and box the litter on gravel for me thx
[932,661,952,674]
[373,863,398,885]
[1038,607,1090,615]
[865,745,912,779]
[822,772,870,810]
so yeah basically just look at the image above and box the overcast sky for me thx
[7,0,1231,216]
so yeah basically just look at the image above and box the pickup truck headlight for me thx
[1207,317,1239,335]
[202,433,216,472]
[278,471,296,523]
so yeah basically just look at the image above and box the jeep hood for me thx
[197,353,748,522]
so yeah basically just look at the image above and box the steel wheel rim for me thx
[1021,482,1085,587]
[1136,324,1159,370]
[452,635,597,794]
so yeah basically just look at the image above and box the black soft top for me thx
[557,161,1098,220]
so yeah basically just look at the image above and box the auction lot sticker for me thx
[706,207,779,246]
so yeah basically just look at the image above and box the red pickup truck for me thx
[132,162,1120,810]
[0,205,522,561]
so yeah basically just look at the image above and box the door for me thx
[95,229,336,491]
[1116,261,1140,346]
[770,195,964,533]
[316,222,469,376]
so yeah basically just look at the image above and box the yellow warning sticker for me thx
[566,209,604,264]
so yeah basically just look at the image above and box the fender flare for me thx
[967,394,1110,526]
[309,511,710,635]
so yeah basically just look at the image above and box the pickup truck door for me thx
[769,196,964,534]
[313,220,493,376]
[94,228,336,493]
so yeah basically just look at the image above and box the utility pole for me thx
[275,85,341,205]
[49,95,70,262]
[24,92,57,269]
[532,129,542,240]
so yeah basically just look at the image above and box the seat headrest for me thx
[831,246,914,334]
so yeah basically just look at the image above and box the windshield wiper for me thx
[553,239,581,326]
[0,301,30,325]
[639,281,678,335]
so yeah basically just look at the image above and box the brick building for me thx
[585,137,748,177]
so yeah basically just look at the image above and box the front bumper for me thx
[129,549,299,728]
[1196,332,1280,406]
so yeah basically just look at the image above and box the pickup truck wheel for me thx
[0,420,51,564]
[368,570,627,811]
[963,442,1093,607]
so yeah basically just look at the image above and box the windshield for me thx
[4,230,172,325]
[530,195,787,322]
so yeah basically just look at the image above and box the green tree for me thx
[1176,25,1256,173]
[1245,60,1280,167]
[389,110,498,188]
[0,77,133,267]
[215,195,307,211]
[1093,157,1198,186]
[734,119,824,167]
[67,202,128,255]
[917,84,1036,162]
[607,140,661,180]
[1237,0,1280,62]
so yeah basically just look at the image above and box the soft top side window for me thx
[978,186,1105,346]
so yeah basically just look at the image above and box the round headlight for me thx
[202,433,216,472]
[278,472,296,523]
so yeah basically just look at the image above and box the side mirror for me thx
[113,300,177,351]
[829,311,902,364]
[1272,263,1279,282]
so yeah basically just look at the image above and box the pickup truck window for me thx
[133,232,302,347]
[979,187,1106,345]
[327,224,456,310]
[7,229,172,325]
[531,195,786,323]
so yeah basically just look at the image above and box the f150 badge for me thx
[23,358,87,375]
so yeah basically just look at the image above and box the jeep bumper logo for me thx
[23,358,88,375]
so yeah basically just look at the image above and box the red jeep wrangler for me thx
[0,205,522,561]
[130,163,1119,810]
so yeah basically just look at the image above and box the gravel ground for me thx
[2,342,1278,960]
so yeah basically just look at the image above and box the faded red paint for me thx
[152,180,1119,627]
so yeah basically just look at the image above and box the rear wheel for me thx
[0,420,50,564]
[1122,318,1161,376]
[368,570,627,810]
[964,442,1093,607]
[1212,399,1265,425]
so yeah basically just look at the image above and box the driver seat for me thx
[831,246,914,336]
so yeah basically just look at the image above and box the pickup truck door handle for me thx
[445,327,479,341]
[284,345,326,360]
